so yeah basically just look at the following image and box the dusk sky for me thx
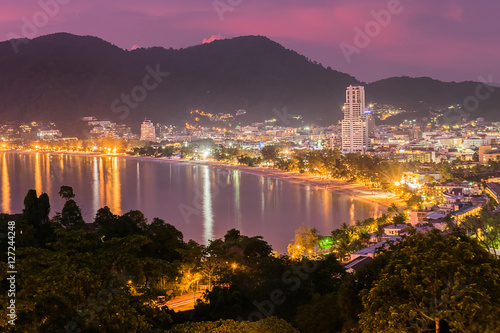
[2,0,499,83]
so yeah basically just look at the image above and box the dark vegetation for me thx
[1,186,499,332]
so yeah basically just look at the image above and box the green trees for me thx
[267,148,407,187]
[460,207,500,256]
[407,194,424,210]
[437,162,453,181]
[214,146,240,162]
[16,190,54,247]
[287,224,319,257]
[55,186,86,229]
[0,188,181,332]
[194,228,346,325]
[168,316,299,333]
[22,189,51,227]
[58,185,75,200]
[261,145,281,165]
[358,230,500,333]
[4,187,500,332]
[294,292,343,333]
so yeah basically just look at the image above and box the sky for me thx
[1,0,499,83]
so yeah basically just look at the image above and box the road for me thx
[163,293,204,312]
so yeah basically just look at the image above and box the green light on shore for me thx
[319,237,334,249]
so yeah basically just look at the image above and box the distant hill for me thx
[367,76,500,121]
[0,33,499,133]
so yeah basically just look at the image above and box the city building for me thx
[37,130,62,140]
[342,85,368,153]
[479,145,500,163]
[140,119,156,141]
[324,134,342,150]
[364,110,376,138]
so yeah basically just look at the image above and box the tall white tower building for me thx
[140,119,156,142]
[341,85,368,153]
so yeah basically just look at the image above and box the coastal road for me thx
[164,293,204,312]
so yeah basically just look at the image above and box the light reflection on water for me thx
[202,166,214,244]
[0,152,382,253]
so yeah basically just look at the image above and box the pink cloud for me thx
[130,44,139,50]
[445,5,464,22]
[0,0,499,82]
[202,34,222,44]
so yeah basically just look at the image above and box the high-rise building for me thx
[341,85,368,153]
[364,110,375,138]
[140,119,156,141]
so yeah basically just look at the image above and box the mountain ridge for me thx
[1,33,499,132]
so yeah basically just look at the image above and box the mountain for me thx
[0,33,359,131]
[367,76,500,121]
[0,33,499,133]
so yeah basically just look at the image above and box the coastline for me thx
[184,160,405,209]
[4,149,405,209]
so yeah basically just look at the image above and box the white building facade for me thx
[140,119,156,141]
[342,85,368,153]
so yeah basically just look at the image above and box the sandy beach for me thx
[6,150,406,209]
[181,160,405,209]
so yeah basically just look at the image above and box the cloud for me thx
[202,34,222,44]
[445,5,464,22]
[130,44,139,50]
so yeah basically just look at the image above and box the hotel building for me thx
[140,119,156,142]
[342,85,369,153]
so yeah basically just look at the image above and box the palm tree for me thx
[387,203,399,217]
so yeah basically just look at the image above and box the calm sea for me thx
[1,151,382,253]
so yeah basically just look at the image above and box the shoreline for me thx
[4,149,405,209]
[185,161,405,209]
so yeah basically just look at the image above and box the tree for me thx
[294,293,343,333]
[143,217,184,261]
[460,208,500,256]
[287,224,319,257]
[22,189,51,226]
[59,199,86,229]
[18,190,54,247]
[407,194,424,210]
[94,206,118,229]
[168,317,299,333]
[359,230,500,333]
[437,162,453,181]
[243,237,272,259]
[387,203,399,217]
[22,189,39,222]
[261,145,280,164]
[58,185,75,200]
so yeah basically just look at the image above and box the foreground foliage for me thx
[359,229,500,333]
[168,316,298,333]
[1,187,500,332]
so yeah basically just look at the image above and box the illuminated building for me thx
[140,119,156,142]
[341,85,368,153]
